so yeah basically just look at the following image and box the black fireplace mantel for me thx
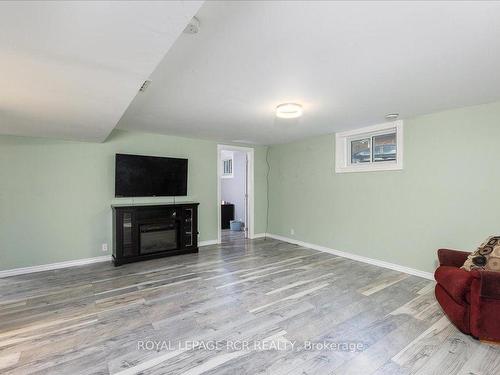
[112,202,199,266]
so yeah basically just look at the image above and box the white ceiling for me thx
[118,1,500,145]
[2,1,500,145]
[0,1,203,142]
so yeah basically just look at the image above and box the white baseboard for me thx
[265,233,434,280]
[199,239,218,247]
[0,235,434,280]
[0,255,112,278]
[1,241,217,278]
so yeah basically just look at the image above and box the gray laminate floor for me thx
[1,235,499,375]
[221,229,244,243]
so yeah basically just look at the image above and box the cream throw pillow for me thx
[461,236,500,272]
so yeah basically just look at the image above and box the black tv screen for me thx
[115,154,188,197]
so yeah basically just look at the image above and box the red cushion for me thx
[470,278,500,341]
[435,284,470,334]
[434,266,475,305]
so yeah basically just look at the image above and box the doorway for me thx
[217,145,254,244]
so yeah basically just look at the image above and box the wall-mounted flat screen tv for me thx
[115,153,188,197]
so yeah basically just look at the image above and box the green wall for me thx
[268,101,500,273]
[3,101,500,273]
[0,130,268,270]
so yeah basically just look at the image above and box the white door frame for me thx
[217,144,255,244]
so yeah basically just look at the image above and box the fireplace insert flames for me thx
[139,221,178,255]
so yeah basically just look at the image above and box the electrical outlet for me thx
[101,243,108,252]
[290,228,295,235]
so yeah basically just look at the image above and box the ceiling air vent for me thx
[139,80,152,92]
[183,17,200,34]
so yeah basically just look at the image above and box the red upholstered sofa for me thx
[435,248,500,341]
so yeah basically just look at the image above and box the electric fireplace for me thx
[112,203,199,266]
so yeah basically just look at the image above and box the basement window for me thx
[335,121,403,173]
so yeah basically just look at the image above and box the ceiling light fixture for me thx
[385,113,399,120]
[276,103,303,119]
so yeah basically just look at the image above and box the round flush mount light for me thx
[276,103,303,119]
[385,113,399,120]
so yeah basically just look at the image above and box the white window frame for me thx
[221,150,234,179]
[335,120,403,173]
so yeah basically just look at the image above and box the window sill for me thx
[335,162,403,173]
